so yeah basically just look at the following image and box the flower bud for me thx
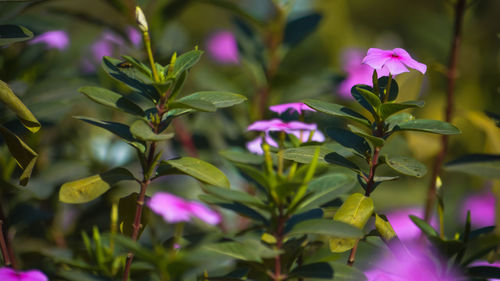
[135,6,148,32]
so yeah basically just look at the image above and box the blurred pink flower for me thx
[362,48,427,75]
[206,30,239,64]
[148,192,221,225]
[385,207,438,241]
[0,267,48,281]
[126,26,142,47]
[365,242,461,281]
[269,103,315,115]
[30,30,69,50]
[246,119,324,154]
[461,191,496,228]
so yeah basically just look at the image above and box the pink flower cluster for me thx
[147,192,221,225]
[246,103,324,154]
[30,30,69,50]
[0,267,47,281]
[206,30,239,64]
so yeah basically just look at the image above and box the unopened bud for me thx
[135,6,148,32]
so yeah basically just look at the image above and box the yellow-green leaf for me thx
[375,214,396,241]
[0,80,40,133]
[59,168,135,203]
[159,157,230,188]
[0,125,38,186]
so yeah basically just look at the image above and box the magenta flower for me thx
[461,191,496,228]
[206,30,239,64]
[126,26,142,47]
[364,242,461,281]
[362,48,427,75]
[246,119,324,154]
[0,267,48,281]
[29,30,69,50]
[385,207,438,241]
[147,192,221,225]
[269,103,315,115]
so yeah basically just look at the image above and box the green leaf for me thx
[130,119,175,141]
[351,86,381,116]
[202,185,266,209]
[326,127,371,157]
[445,154,500,179]
[288,218,363,238]
[280,145,334,164]
[176,91,247,108]
[119,192,149,238]
[122,55,152,77]
[204,239,278,262]
[409,215,438,237]
[375,214,396,241]
[288,262,333,279]
[112,235,156,262]
[219,149,263,165]
[378,76,399,102]
[283,13,322,47]
[285,209,324,233]
[172,50,203,77]
[330,193,373,253]
[158,157,230,188]
[234,163,270,190]
[102,56,158,100]
[382,154,427,177]
[324,152,360,172]
[304,99,371,127]
[395,119,461,135]
[0,80,40,133]
[169,99,216,112]
[0,25,33,46]
[79,86,145,117]
[0,125,38,186]
[467,266,500,279]
[297,173,356,211]
[385,112,414,131]
[347,125,385,147]
[59,168,135,203]
[74,116,146,153]
[379,100,424,120]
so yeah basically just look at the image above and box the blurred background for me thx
[0,0,499,274]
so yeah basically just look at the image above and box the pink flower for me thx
[364,242,461,281]
[246,119,324,154]
[362,48,427,75]
[147,192,221,225]
[337,49,390,99]
[29,30,69,50]
[0,267,48,281]
[385,207,438,241]
[269,103,315,115]
[461,191,496,228]
[126,26,142,47]
[206,31,239,64]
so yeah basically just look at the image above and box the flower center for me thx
[391,53,400,59]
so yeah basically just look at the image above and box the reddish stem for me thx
[424,0,466,222]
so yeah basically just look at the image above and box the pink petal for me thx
[246,137,264,155]
[269,103,315,115]
[247,119,283,132]
[188,202,221,225]
[385,207,438,241]
[383,58,409,75]
[30,30,69,50]
[0,268,48,281]
[362,48,393,69]
[206,31,239,64]
[393,48,427,74]
[126,26,142,47]
[264,132,279,147]
[147,193,192,223]
[461,191,496,227]
[289,130,325,143]
[285,121,317,131]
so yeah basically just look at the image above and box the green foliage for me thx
[0,24,33,46]
[445,154,500,179]
[0,80,41,133]
[394,119,461,135]
[374,214,396,241]
[158,157,230,188]
[78,86,145,117]
[381,154,427,177]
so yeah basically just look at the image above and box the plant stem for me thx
[0,202,14,268]
[424,0,466,222]
[272,208,286,281]
[142,31,160,83]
